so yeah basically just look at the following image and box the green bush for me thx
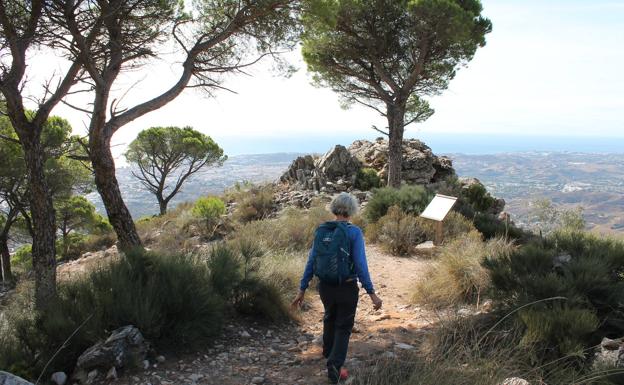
[56,233,86,260]
[463,183,496,213]
[192,196,226,223]
[0,249,225,379]
[206,243,291,321]
[365,185,432,222]
[11,245,32,271]
[355,168,382,190]
[208,243,243,299]
[484,230,624,361]
[473,212,529,241]
[377,206,425,256]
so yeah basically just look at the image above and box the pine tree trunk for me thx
[90,135,142,251]
[157,194,167,216]
[386,105,406,188]
[0,234,13,284]
[22,136,57,308]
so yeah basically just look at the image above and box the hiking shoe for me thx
[328,366,339,384]
[328,367,349,384]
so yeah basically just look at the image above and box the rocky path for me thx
[104,245,435,385]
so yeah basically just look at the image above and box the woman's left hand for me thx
[291,290,305,309]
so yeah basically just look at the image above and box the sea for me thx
[216,133,624,156]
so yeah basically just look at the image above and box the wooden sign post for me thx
[420,194,458,246]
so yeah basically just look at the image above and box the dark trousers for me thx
[319,280,359,379]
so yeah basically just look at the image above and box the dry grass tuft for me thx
[412,232,515,309]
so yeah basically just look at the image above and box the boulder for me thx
[315,145,361,183]
[73,325,149,382]
[348,138,455,184]
[280,155,316,186]
[0,372,33,385]
[432,155,455,182]
[50,372,67,385]
[501,379,530,385]
[593,337,624,369]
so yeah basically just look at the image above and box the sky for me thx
[28,0,624,158]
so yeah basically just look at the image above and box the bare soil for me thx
[99,245,437,385]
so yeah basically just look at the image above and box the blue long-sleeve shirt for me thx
[299,224,375,294]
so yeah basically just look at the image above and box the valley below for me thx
[95,151,624,236]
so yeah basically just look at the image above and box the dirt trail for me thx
[103,245,436,385]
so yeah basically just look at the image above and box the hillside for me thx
[98,151,624,235]
[88,153,302,219]
[451,152,624,235]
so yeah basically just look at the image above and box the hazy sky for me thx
[32,0,624,157]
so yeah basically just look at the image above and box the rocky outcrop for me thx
[348,138,455,184]
[73,325,150,383]
[280,145,360,192]
[317,145,361,184]
[280,139,456,193]
[279,155,316,189]
[0,372,33,385]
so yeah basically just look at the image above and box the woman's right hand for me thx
[291,290,305,309]
[369,293,383,310]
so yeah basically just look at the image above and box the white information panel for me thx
[420,194,458,222]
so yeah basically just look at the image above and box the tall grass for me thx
[413,232,515,309]
[353,314,617,385]
[231,206,332,252]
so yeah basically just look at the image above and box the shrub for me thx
[530,199,586,236]
[413,232,514,308]
[463,183,496,213]
[355,168,381,190]
[135,202,223,254]
[415,211,477,244]
[473,212,529,241]
[206,243,291,321]
[80,231,117,252]
[365,185,432,222]
[377,206,425,256]
[228,184,275,222]
[484,230,624,361]
[0,249,224,380]
[11,245,32,271]
[192,196,226,223]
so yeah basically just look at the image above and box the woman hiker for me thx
[292,192,383,384]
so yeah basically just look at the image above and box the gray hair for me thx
[330,193,359,218]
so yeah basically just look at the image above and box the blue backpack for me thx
[312,221,354,285]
